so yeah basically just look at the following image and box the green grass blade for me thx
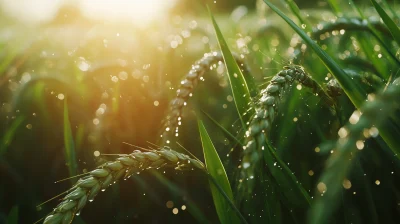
[198,120,244,224]
[381,0,400,22]
[371,0,400,46]
[6,206,18,224]
[262,0,367,108]
[263,141,311,207]
[327,0,342,16]
[201,110,243,146]
[0,116,25,157]
[151,171,210,223]
[207,6,255,129]
[283,0,312,32]
[348,0,400,65]
[309,79,400,224]
[63,99,78,178]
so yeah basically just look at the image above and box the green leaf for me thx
[371,0,400,46]
[0,39,27,76]
[207,6,255,129]
[309,80,400,224]
[262,0,367,109]
[0,116,25,157]
[151,171,210,224]
[264,0,400,155]
[198,120,243,224]
[263,141,311,208]
[326,0,342,15]
[348,0,400,65]
[201,110,243,146]
[64,99,78,178]
[283,0,312,32]
[6,206,18,224]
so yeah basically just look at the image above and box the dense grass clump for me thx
[0,0,399,223]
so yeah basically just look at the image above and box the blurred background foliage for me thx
[0,0,399,223]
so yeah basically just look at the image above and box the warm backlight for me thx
[0,0,177,25]
[81,0,177,26]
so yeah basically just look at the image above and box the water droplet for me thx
[93,118,100,125]
[118,71,128,80]
[57,94,65,100]
[111,76,119,83]
[166,201,174,208]
[342,179,352,189]
[356,140,364,150]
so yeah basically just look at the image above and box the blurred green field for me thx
[0,0,400,223]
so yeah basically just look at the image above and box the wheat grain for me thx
[309,77,400,224]
[43,147,204,224]
[160,51,251,144]
[237,64,333,199]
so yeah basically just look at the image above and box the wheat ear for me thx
[160,51,251,144]
[43,147,204,224]
[309,77,400,224]
[237,64,332,198]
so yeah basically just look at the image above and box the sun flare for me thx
[81,0,176,26]
[0,0,176,25]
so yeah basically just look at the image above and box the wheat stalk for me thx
[237,64,333,198]
[160,51,251,144]
[309,77,400,224]
[42,147,204,224]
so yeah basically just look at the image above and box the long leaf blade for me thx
[6,206,18,224]
[262,0,367,108]
[198,120,242,224]
[207,6,255,129]
[64,99,78,177]
[283,0,312,32]
[371,0,400,46]
[263,141,311,207]
[0,116,25,157]
[201,110,243,146]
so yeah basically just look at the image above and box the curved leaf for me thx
[207,6,255,129]
[198,120,244,224]
[64,100,78,178]
[371,0,400,46]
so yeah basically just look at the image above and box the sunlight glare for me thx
[0,0,176,25]
[81,0,177,26]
